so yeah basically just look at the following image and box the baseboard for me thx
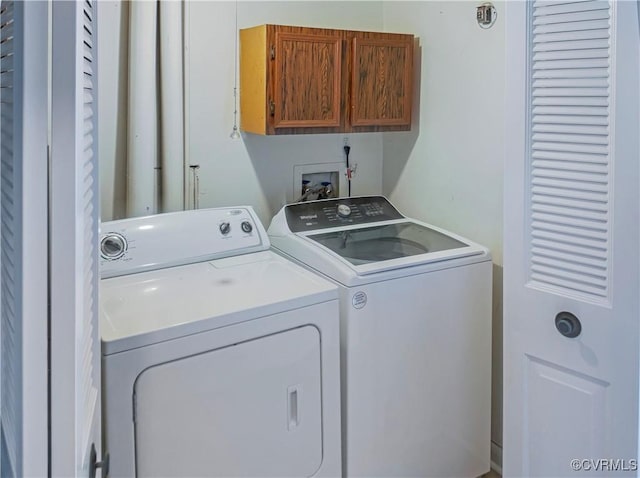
[490,441,502,475]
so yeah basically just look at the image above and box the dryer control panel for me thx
[100,207,269,278]
[285,196,403,232]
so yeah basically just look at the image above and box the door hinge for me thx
[269,99,275,116]
[89,443,110,478]
[270,45,275,60]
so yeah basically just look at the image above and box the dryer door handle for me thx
[287,385,301,430]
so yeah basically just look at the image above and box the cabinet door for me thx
[272,30,342,130]
[350,36,413,129]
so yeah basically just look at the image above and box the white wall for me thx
[99,1,385,224]
[381,0,505,456]
[187,1,385,226]
[97,1,128,221]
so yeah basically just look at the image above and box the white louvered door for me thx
[504,1,640,476]
[50,1,101,476]
[0,1,48,476]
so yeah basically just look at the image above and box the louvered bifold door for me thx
[529,0,612,301]
[0,1,49,477]
[504,1,640,475]
[50,1,101,476]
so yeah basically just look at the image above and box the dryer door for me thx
[133,325,322,477]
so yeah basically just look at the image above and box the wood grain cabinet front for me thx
[349,32,413,132]
[240,24,414,135]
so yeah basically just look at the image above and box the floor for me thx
[482,471,501,478]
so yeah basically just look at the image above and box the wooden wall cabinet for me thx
[240,24,414,135]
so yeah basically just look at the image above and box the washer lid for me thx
[306,221,468,266]
[100,251,337,355]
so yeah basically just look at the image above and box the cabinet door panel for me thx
[273,32,342,129]
[351,37,412,128]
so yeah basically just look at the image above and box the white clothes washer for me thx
[100,207,342,478]
[268,196,492,478]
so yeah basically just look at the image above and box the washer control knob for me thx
[219,222,231,235]
[100,233,127,260]
[241,221,253,234]
[337,204,352,218]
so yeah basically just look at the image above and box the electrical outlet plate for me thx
[293,162,347,203]
[476,2,497,28]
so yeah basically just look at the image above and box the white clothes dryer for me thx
[268,196,492,478]
[100,207,341,478]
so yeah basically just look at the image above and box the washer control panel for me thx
[100,207,268,278]
[285,196,403,232]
